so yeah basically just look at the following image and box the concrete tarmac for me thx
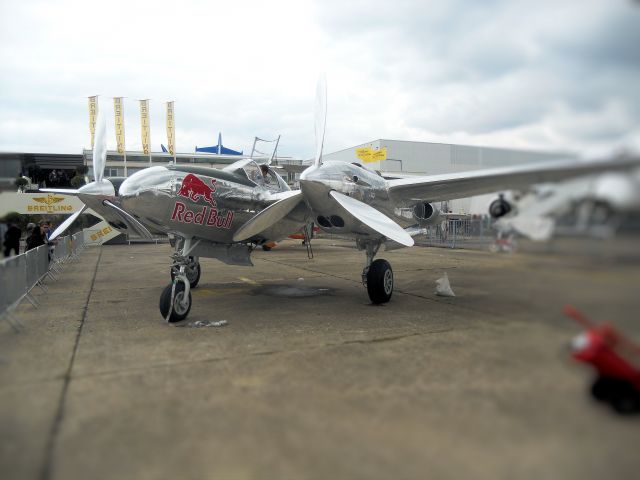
[1,238,639,480]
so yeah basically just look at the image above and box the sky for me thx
[1,0,639,160]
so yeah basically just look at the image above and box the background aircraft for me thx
[477,167,640,241]
[195,132,243,155]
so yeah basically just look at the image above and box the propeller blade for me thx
[102,200,153,239]
[94,109,108,183]
[232,191,304,242]
[49,205,87,241]
[314,74,327,168]
[329,191,414,247]
[40,188,80,195]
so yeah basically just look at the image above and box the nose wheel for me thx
[159,281,192,323]
[161,237,198,322]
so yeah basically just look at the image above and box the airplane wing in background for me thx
[387,156,640,203]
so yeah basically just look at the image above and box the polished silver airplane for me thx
[49,79,640,322]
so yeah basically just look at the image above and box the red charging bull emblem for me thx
[172,174,234,229]
[177,173,217,207]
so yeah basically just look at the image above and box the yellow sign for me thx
[90,225,114,242]
[0,192,84,216]
[114,97,126,154]
[356,146,387,164]
[88,96,98,148]
[84,219,122,245]
[166,101,175,156]
[27,194,74,213]
[139,99,151,155]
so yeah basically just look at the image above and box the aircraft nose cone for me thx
[79,179,115,197]
[119,166,172,197]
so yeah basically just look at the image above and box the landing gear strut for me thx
[160,237,199,322]
[359,240,393,304]
[170,255,201,288]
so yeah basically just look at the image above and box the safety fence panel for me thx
[36,245,49,281]
[52,237,67,260]
[1,234,85,320]
[415,218,495,250]
[25,246,40,289]
[0,254,27,314]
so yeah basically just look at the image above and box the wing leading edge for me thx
[387,156,640,203]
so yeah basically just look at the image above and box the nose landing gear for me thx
[160,237,198,322]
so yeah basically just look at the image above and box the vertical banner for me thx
[166,101,175,159]
[113,97,126,154]
[88,96,98,148]
[114,97,127,176]
[139,99,151,161]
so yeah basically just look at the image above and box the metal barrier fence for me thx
[0,233,85,330]
[316,217,498,250]
[414,217,495,250]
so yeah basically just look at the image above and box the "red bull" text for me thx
[171,201,234,230]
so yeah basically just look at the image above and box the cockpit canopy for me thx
[223,159,264,185]
[223,158,288,191]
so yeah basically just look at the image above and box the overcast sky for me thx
[1,0,639,160]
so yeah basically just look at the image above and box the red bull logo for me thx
[177,173,217,207]
[170,202,234,230]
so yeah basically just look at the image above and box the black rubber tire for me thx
[591,376,616,401]
[609,383,640,414]
[367,259,393,304]
[159,282,192,323]
[171,258,201,288]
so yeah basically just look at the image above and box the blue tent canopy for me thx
[195,133,243,155]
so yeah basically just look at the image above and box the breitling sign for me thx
[27,194,74,213]
[0,192,85,216]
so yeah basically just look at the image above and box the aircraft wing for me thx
[387,156,639,203]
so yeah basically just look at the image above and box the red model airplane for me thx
[565,305,640,414]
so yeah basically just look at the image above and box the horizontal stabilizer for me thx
[232,191,304,242]
[329,191,414,247]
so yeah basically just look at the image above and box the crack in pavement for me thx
[67,326,467,382]
[40,247,102,480]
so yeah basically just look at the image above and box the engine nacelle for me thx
[489,195,514,219]
[413,202,441,226]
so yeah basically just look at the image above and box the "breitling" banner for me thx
[166,101,175,156]
[88,95,98,148]
[139,99,151,155]
[114,97,126,154]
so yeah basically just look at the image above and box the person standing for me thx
[26,222,45,251]
[3,221,21,257]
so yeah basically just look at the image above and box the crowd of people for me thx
[46,169,70,187]
[2,219,56,258]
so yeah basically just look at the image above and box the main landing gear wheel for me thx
[171,257,201,288]
[367,259,393,304]
[159,282,192,323]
